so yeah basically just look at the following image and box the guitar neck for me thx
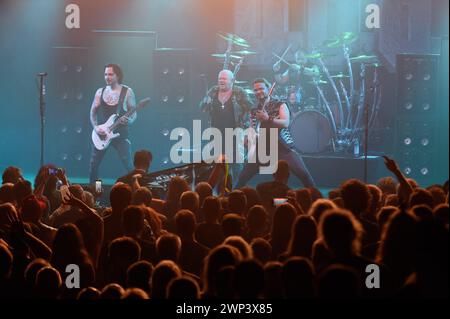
[109,107,137,131]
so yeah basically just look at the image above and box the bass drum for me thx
[289,110,334,154]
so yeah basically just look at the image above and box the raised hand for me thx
[273,61,281,73]
[62,193,82,207]
[382,155,400,174]
[203,95,212,105]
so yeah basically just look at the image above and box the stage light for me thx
[162,95,169,103]
[403,137,412,145]
[75,126,82,134]
[423,73,431,81]
[76,93,83,100]
[75,65,83,72]
[177,96,185,103]
[75,154,83,161]
[178,68,185,75]
[405,73,413,80]
[420,168,429,175]
[404,167,412,175]
[61,126,67,133]
[422,103,430,111]
[61,92,68,100]
[61,153,68,161]
[404,102,413,110]
[161,129,169,136]
[420,138,429,146]
[163,68,169,75]
[162,157,169,164]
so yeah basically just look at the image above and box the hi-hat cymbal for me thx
[232,50,258,55]
[340,32,358,44]
[349,55,377,62]
[331,73,350,79]
[217,32,250,48]
[211,53,242,59]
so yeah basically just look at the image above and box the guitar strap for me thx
[115,86,129,116]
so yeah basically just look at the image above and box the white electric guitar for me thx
[91,97,151,150]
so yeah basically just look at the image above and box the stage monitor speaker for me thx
[395,54,441,185]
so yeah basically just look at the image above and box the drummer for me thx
[273,50,318,109]
[273,50,312,84]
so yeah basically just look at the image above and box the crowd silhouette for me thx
[0,153,448,299]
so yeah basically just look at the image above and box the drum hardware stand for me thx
[343,44,355,108]
[314,81,338,141]
[318,57,345,130]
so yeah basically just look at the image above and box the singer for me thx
[199,69,253,184]
[235,78,316,189]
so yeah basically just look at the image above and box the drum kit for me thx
[273,31,382,155]
[209,31,382,155]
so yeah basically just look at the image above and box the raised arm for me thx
[383,156,414,205]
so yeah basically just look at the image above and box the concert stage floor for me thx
[22,155,385,201]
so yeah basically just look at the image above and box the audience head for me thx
[340,179,371,216]
[228,190,247,215]
[156,233,182,262]
[110,183,132,212]
[319,209,363,257]
[133,149,153,171]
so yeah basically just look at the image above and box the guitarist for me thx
[89,64,137,184]
[235,78,316,189]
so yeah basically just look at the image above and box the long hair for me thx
[105,63,124,84]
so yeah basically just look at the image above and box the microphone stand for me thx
[37,73,47,167]
[363,101,370,184]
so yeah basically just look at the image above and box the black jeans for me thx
[235,147,315,189]
[89,137,132,184]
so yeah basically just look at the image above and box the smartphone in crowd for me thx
[273,198,288,206]
[95,179,102,194]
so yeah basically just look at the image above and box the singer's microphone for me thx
[37,72,47,76]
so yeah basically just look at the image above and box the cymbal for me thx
[309,79,328,85]
[303,66,321,77]
[349,55,377,62]
[340,32,358,44]
[304,52,335,59]
[217,32,250,48]
[234,80,248,84]
[232,50,258,55]
[331,73,350,79]
[323,37,342,48]
[211,53,242,59]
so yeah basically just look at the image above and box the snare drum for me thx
[289,109,334,154]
